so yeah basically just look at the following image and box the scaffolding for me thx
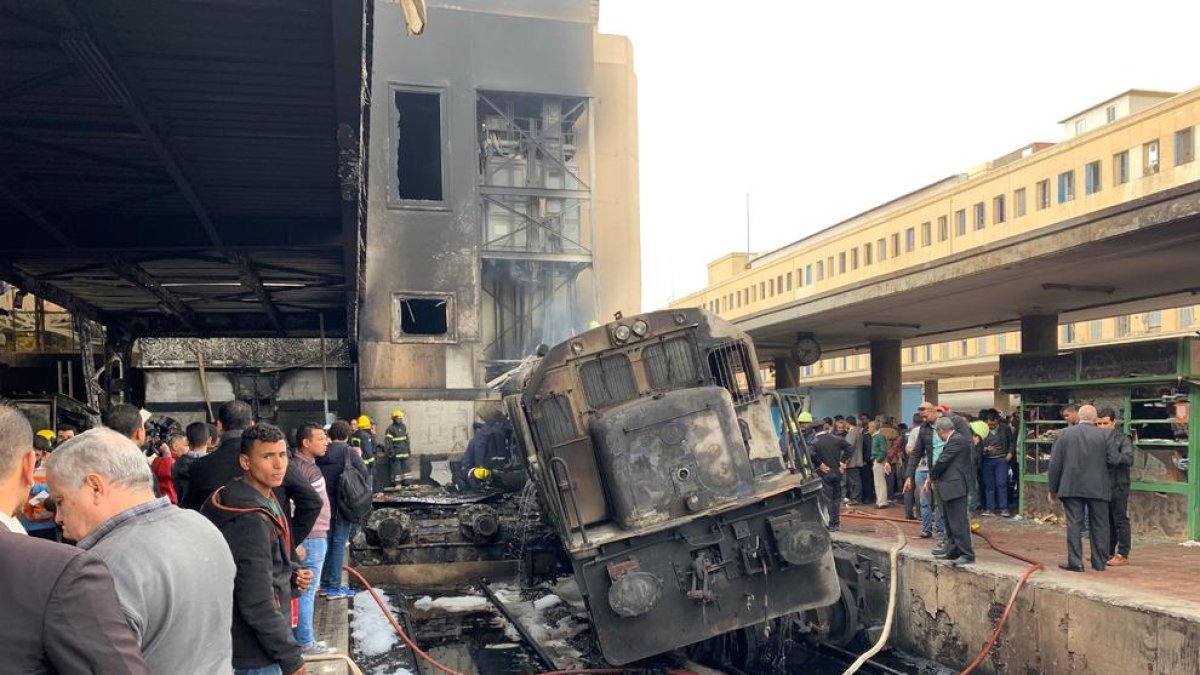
[478,91,596,379]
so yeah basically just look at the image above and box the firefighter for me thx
[350,414,379,490]
[384,409,411,488]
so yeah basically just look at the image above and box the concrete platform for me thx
[310,595,351,675]
[836,508,1200,674]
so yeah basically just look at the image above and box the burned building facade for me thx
[357,0,640,456]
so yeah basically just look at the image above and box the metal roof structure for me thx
[0,0,369,339]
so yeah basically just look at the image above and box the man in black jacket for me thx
[810,426,854,531]
[182,401,321,544]
[1050,405,1118,571]
[202,423,309,675]
[1097,407,1134,566]
[929,417,975,566]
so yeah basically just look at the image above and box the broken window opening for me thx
[707,341,759,405]
[395,90,444,202]
[399,296,449,335]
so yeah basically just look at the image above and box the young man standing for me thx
[316,420,368,598]
[1097,407,1134,566]
[172,421,210,507]
[203,424,309,675]
[291,423,333,655]
[810,424,853,531]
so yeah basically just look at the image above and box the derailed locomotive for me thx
[504,308,848,665]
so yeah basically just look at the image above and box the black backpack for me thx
[337,449,373,522]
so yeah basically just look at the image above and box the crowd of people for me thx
[0,399,383,675]
[799,399,1134,571]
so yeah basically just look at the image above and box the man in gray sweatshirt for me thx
[47,428,237,674]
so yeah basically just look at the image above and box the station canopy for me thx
[0,0,367,339]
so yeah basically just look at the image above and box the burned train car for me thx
[505,308,841,665]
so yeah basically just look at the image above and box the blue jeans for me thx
[321,517,352,589]
[915,468,945,536]
[235,665,282,675]
[981,456,1009,511]
[294,536,328,646]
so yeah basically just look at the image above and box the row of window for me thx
[703,126,1197,316]
[800,308,1195,376]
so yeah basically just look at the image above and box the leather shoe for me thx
[1108,554,1129,567]
[1057,563,1084,572]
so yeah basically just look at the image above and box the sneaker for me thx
[1001,509,1012,518]
[931,546,950,558]
[301,643,331,656]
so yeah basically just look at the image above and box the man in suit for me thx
[0,402,150,674]
[928,416,975,566]
[1049,404,1117,572]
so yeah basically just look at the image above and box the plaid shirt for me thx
[77,496,172,551]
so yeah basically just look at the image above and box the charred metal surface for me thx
[137,337,351,369]
[352,488,551,568]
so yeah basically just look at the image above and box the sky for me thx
[596,1,1200,312]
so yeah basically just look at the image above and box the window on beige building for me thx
[921,221,932,247]
[876,238,887,261]
[816,261,824,282]
[1146,311,1162,331]
[864,243,873,266]
[1114,151,1130,185]
[955,209,966,236]
[973,202,986,230]
[905,227,915,252]
[1085,160,1102,195]
[993,195,1005,224]
[827,256,834,277]
[838,251,846,274]
[891,233,900,256]
[1143,140,1160,174]
[851,248,859,270]
[786,272,793,290]
[1090,320,1102,339]
[1057,171,1075,203]
[1116,315,1130,337]
[1175,127,1194,166]
[1182,306,1194,326]
[1106,106,1117,123]
[1036,179,1050,210]
[1014,188,1026,217]
[1061,324,1075,344]
[937,216,948,242]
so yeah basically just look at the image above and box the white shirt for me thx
[0,511,27,534]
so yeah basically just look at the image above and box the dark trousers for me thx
[903,483,916,519]
[845,468,862,503]
[980,457,1009,511]
[1062,497,1111,570]
[942,494,975,560]
[823,475,843,528]
[859,465,875,503]
[1108,484,1131,557]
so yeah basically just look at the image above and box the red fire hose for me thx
[842,509,1044,675]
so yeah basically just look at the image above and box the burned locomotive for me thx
[504,308,844,665]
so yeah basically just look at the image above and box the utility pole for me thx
[745,192,751,257]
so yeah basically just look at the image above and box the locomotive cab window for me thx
[579,353,638,409]
[643,337,698,389]
[708,341,758,404]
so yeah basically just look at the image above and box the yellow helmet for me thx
[356,415,371,427]
[471,467,492,480]
[391,409,405,419]
[796,411,814,424]
[36,429,56,441]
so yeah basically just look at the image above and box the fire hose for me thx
[837,521,906,675]
[842,509,1044,675]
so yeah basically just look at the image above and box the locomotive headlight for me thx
[613,324,632,342]
[631,319,649,337]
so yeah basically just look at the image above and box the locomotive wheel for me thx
[818,577,860,647]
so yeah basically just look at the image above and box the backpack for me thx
[337,449,373,522]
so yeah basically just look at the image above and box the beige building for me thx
[670,87,1200,408]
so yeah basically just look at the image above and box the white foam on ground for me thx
[484,642,520,650]
[483,582,588,668]
[412,594,492,613]
[1180,540,1200,547]
[371,667,414,675]
[352,590,403,657]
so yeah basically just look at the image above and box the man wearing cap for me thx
[350,415,379,490]
[384,410,411,489]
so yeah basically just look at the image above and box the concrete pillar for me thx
[869,339,902,421]
[923,379,939,405]
[992,376,1010,414]
[773,356,799,390]
[1020,313,1058,353]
